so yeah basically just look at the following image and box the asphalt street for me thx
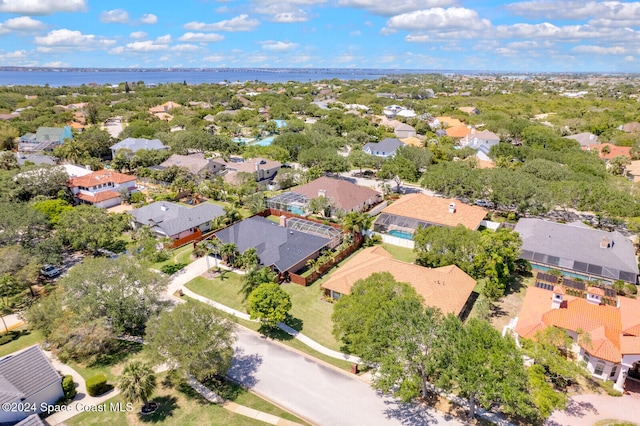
[228,328,463,426]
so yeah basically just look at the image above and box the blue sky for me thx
[0,0,639,71]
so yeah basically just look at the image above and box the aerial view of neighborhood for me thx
[2,1,640,426]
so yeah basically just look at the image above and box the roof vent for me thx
[161,205,168,212]
[448,202,456,214]
[318,189,327,198]
[600,236,610,249]
[587,287,604,305]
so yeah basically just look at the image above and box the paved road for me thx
[545,393,640,426]
[228,328,463,426]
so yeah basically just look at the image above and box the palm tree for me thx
[306,258,319,273]
[240,266,277,300]
[241,248,260,269]
[117,361,157,412]
[342,211,372,235]
[220,243,239,266]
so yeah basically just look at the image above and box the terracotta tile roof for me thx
[76,190,121,203]
[553,286,565,295]
[446,125,473,138]
[321,246,476,315]
[399,136,423,147]
[380,193,487,230]
[582,143,631,160]
[516,286,640,363]
[436,116,465,128]
[68,170,136,187]
[588,287,605,296]
[291,176,381,212]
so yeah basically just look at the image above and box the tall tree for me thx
[247,283,292,329]
[56,205,129,254]
[146,302,236,381]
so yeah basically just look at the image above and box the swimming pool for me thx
[388,230,414,240]
[250,136,275,146]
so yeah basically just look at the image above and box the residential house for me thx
[436,116,465,128]
[202,114,215,122]
[625,160,640,183]
[110,137,169,159]
[446,125,473,139]
[619,122,640,133]
[68,169,137,208]
[18,126,72,152]
[394,123,417,139]
[15,153,56,166]
[400,136,423,147]
[223,157,281,183]
[363,138,405,158]
[395,109,417,119]
[514,218,638,284]
[374,193,487,242]
[564,132,599,147]
[213,216,339,273]
[514,283,640,391]
[149,101,181,115]
[267,176,382,216]
[583,143,632,160]
[459,106,480,115]
[0,113,20,121]
[0,345,64,424]
[459,129,501,157]
[129,201,225,240]
[321,246,476,317]
[158,153,226,177]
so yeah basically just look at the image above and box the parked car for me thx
[41,265,61,278]
[475,199,495,208]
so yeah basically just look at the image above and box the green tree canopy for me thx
[248,282,292,329]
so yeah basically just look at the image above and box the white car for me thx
[41,265,61,278]
[475,199,495,208]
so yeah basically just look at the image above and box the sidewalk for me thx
[0,313,24,332]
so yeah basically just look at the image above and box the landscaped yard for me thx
[487,274,534,332]
[185,273,247,313]
[66,371,308,426]
[382,243,417,263]
[151,245,195,271]
[0,327,42,358]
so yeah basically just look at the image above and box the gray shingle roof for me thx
[214,216,330,272]
[514,218,639,282]
[15,414,46,426]
[0,346,61,403]
[110,137,168,153]
[363,138,405,153]
[130,202,225,237]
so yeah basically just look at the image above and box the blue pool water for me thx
[388,230,414,240]
[251,136,275,146]
[288,206,305,215]
[232,137,255,144]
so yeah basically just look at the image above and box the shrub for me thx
[0,331,20,345]
[625,283,637,296]
[86,373,110,396]
[161,263,187,275]
[62,375,76,400]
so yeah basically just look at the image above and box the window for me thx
[610,365,617,378]
[594,362,605,376]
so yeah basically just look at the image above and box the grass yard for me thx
[206,200,252,219]
[185,273,247,313]
[487,273,534,332]
[0,327,42,358]
[382,243,417,263]
[65,340,147,383]
[67,371,307,426]
[151,245,195,271]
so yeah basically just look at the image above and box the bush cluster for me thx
[86,373,110,396]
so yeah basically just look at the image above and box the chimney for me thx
[318,189,326,198]
[279,215,287,227]
[161,205,168,212]
[600,236,610,249]
[448,202,456,214]
[586,287,604,305]
[551,286,564,309]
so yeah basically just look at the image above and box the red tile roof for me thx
[68,170,136,187]
[516,286,640,363]
[582,143,632,160]
[76,190,121,203]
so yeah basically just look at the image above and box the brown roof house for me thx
[619,122,640,133]
[513,283,640,392]
[373,193,487,246]
[267,176,382,216]
[321,246,476,317]
[158,153,226,177]
[68,169,137,208]
[222,157,281,185]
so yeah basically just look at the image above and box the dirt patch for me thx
[489,274,533,332]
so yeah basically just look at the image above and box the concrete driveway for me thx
[228,328,463,426]
[546,393,640,426]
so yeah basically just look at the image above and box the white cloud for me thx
[34,29,116,49]
[156,34,172,43]
[109,46,124,55]
[178,32,225,42]
[0,16,46,34]
[42,61,67,67]
[125,41,167,52]
[171,44,200,52]
[184,14,260,32]
[130,31,147,39]
[506,1,640,23]
[140,14,158,24]
[494,23,635,41]
[260,40,298,51]
[386,7,491,32]
[625,55,635,62]
[1,50,27,59]
[572,45,627,55]
[338,0,456,16]
[253,4,310,22]
[203,54,226,62]
[0,0,86,14]
[100,9,129,24]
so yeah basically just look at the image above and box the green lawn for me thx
[67,371,308,426]
[151,245,195,271]
[185,273,247,313]
[0,327,42,357]
[65,340,147,383]
[382,243,417,263]
[206,200,252,219]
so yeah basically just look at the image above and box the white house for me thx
[0,345,64,424]
[67,169,137,208]
[363,138,406,158]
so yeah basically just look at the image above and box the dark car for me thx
[41,265,61,278]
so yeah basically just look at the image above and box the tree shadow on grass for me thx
[284,315,303,332]
[139,395,179,423]
[91,340,144,368]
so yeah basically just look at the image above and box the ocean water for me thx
[0,68,413,87]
